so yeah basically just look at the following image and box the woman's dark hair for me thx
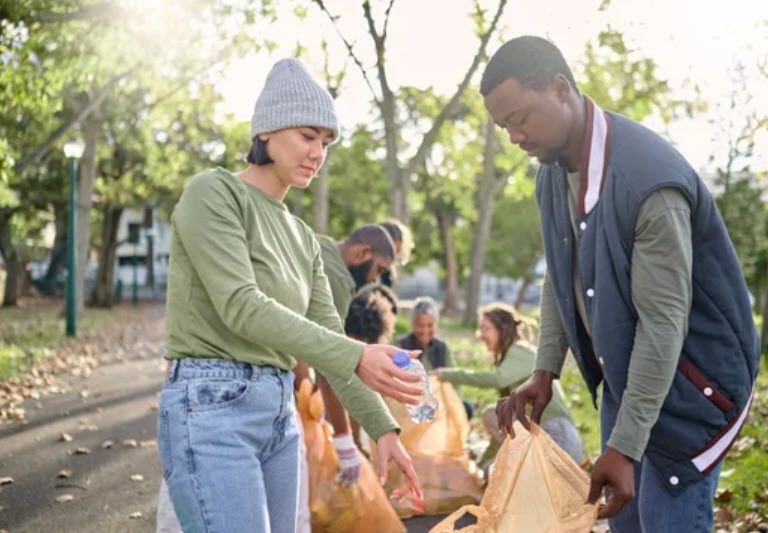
[480,302,523,365]
[246,137,274,165]
[344,290,396,344]
[480,35,579,97]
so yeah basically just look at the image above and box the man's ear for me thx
[552,74,571,101]
[354,244,373,263]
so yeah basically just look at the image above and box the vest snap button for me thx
[586,288,595,298]
[669,476,679,486]
[579,221,587,230]
[703,387,713,396]
[598,357,604,365]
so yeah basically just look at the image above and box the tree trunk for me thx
[76,107,101,312]
[464,118,504,324]
[514,275,534,310]
[0,209,21,306]
[761,257,768,356]
[313,145,335,234]
[43,202,68,292]
[436,208,460,315]
[381,86,408,222]
[143,206,155,291]
[90,205,123,307]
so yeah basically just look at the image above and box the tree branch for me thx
[13,65,139,174]
[312,0,381,109]
[362,1,390,96]
[381,0,396,42]
[405,0,507,177]
[29,3,122,23]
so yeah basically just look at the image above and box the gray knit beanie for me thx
[250,58,339,141]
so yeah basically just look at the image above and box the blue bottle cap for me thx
[392,350,411,369]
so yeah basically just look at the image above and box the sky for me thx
[216,0,768,174]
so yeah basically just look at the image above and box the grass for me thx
[0,300,110,381]
[439,314,768,518]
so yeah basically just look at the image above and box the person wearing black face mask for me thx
[293,224,397,486]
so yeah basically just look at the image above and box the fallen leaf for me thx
[121,439,138,448]
[55,494,74,503]
[716,489,733,502]
[57,470,73,479]
[68,447,91,455]
[129,511,142,519]
[80,390,89,398]
[101,440,114,449]
[139,439,157,449]
[0,477,13,486]
[59,432,73,442]
[130,474,144,482]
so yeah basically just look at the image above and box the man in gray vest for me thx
[483,36,758,533]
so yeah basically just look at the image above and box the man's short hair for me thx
[347,224,396,260]
[480,35,579,97]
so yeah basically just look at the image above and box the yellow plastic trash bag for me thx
[375,377,484,518]
[296,380,406,533]
[430,422,598,533]
[388,377,470,458]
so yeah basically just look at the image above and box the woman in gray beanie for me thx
[156,58,423,532]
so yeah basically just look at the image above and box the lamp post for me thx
[63,139,85,336]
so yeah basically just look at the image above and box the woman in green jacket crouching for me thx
[433,302,583,465]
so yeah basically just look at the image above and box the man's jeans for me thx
[157,358,300,533]
[601,383,722,533]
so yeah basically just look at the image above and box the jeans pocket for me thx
[187,378,251,412]
[157,409,173,479]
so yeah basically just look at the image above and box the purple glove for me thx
[333,433,362,486]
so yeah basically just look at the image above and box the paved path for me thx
[0,303,474,533]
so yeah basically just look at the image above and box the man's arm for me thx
[536,273,570,375]
[608,188,692,460]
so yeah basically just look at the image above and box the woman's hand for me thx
[376,431,425,512]
[356,345,423,404]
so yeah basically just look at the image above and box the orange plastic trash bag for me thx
[429,422,598,533]
[295,379,405,533]
[375,377,484,518]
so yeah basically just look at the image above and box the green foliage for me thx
[484,172,540,280]
[578,28,694,123]
[311,126,391,239]
[715,176,765,283]
[0,304,108,380]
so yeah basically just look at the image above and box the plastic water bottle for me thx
[393,350,439,423]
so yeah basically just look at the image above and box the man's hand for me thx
[376,431,424,511]
[333,433,362,486]
[356,345,423,404]
[587,447,635,519]
[495,370,554,438]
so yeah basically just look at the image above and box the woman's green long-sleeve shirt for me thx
[165,168,397,440]
[439,342,572,421]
